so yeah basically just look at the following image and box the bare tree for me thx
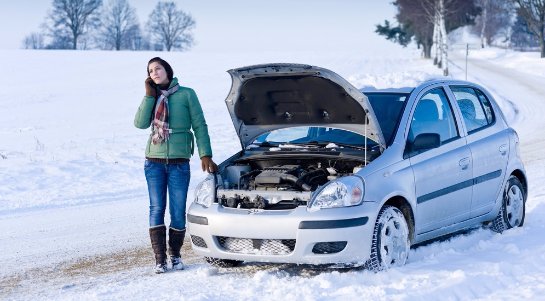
[418,0,479,75]
[420,0,449,75]
[22,32,45,49]
[432,7,441,64]
[473,0,515,48]
[511,11,540,49]
[513,0,545,57]
[147,2,195,51]
[480,0,490,47]
[377,0,478,62]
[396,0,435,58]
[45,0,102,50]
[99,0,140,50]
[438,0,449,75]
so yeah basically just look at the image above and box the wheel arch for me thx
[511,169,527,198]
[383,196,416,244]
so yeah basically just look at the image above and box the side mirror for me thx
[412,133,441,152]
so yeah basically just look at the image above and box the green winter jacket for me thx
[134,77,213,159]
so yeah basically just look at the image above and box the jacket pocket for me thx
[147,136,167,157]
[169,132,190,157]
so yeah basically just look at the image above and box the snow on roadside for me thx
[466,48,545,78]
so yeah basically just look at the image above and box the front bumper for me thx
[187,202,377,265]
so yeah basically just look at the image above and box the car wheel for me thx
[205,257,243,268]
[490,175,525,233]
[366,205,410,272]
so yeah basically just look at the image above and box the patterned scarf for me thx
[151,83,180,144]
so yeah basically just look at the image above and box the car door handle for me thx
[459,157,471,170]
[499,144,508,156]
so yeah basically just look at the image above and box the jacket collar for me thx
[169,77,179,89]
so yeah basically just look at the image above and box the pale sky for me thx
[0,0,397,52]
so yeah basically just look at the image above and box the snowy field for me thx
[1,42,545,300]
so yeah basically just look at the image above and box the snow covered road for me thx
[0,196,148,277]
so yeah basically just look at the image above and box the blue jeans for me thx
[144,160,191,230]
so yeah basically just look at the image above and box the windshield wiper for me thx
[254,141,279,147]
[287,141,329,148]
[327,142,368,150]
[304,141,376,151]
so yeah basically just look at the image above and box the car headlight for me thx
[194,175,215,208]
[308,176,364,211]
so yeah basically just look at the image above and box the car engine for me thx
[216,159,364,210]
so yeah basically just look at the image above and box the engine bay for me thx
[216,157,366,210]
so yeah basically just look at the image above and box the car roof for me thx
[359,78,484,94]
[360,87,414,94]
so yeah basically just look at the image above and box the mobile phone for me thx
[147,76,157,88]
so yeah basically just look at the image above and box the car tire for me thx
[366,205,410,272]
[490,175,526,233]
[205,257,243,268]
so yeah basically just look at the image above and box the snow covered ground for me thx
[1,42,545,300]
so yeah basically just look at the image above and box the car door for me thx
[407,86,473,234]
[449,86,509,218]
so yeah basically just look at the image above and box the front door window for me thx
[407,88,459,156]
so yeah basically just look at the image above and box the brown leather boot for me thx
[149,225,167,274]
[168,227,186,270]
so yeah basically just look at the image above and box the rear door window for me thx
[450,86,495,133]
[475,89,495,124]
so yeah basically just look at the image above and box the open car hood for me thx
[225,63,385,150]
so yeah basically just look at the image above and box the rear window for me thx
[450,86,495,133]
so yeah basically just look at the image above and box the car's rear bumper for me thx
[187,203,376,265]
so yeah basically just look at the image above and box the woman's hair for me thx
[147,57,174,81]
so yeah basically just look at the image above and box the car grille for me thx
[216,236,296,255]
[190,235,207,248]
[312,241,347,254]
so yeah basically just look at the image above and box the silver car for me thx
[188,63,527,270]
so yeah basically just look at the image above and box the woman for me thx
[134,57,217,274]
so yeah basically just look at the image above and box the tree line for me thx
[376,0,545,75]
[23,0,195,51]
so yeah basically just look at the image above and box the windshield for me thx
[365,93,409,145]
[252,126,377,147]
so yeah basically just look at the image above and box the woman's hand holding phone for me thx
[145,76,157,98]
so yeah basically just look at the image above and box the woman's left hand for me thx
[201,156,218,173]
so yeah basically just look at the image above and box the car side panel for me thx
[466,129,510,217]
[410,139,473,234]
